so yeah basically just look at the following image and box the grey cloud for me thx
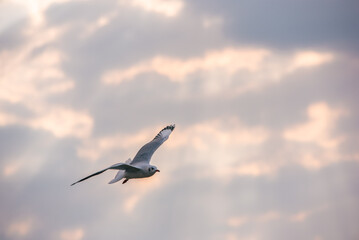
[0,19,27,52]
[44,0,228,105]
[188,0,359,52]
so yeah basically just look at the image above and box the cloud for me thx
[0,111,18,126]
[289,51,333,71]
[123,194,141,213]
[0,19,94,139]
[227,205,329,232]
[227,211,281,230]
[289,211,310,222]
[102,47,270,84]
[60,228,84,240]
[122,176,165,214]
[101,47,334,97]
[290,205,329,223]
[77,118,269,162]
[0,107,93,139]
[126,0,184,18]
[235,162,276,177]
[77,125,155,161]
[1,1,358,240]
[0,30,72,104]
[282,102,350,170]
[8,0,72,26]
[283,102,345,148]
[28,107,93,138]
[190,0,359,52]
[227,216,248,227]
[6,218,34,237]
[2,162,22,177]
[202,15,223,29]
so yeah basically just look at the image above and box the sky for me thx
[1,0,359,239]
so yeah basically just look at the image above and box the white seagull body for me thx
[71,124,175,185]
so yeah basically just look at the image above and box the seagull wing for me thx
[71,163,141,186]
[131,124,175,165]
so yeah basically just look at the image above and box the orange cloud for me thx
[77,118,269,162]
[60,228,84,240]
[128,0,184,17]
[3,162,22,177]
[289,51,333,71]
[283,102,346,169]
[102,48,270,84]
[235,162,276,177]
[102,47,334,97]
[283,102,345,148]
[7,218,35,237]
[0,22,93,139]
[9,0,71,26]
[0,107,93,139]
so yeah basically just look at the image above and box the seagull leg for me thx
[122,178,129,184]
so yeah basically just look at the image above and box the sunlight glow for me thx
[9,0,71,26]
[3,162,21,177]
[283,102,344,148]
[60,228,84,240]
[7,219,33,237]
[102,48,334,97]
[102,47,270,84]
[130,0,184,17]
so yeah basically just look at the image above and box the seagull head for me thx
[147,165,160,175]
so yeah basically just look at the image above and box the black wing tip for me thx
[71,181,79,186]
[153,124,176,140]
[165,124,175,131]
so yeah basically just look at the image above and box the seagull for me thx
[71,124,175,186]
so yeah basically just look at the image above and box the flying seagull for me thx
[71,124,175,186]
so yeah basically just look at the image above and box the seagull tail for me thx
[108,170,125,184]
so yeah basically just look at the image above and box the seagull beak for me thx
[156,169,160,172]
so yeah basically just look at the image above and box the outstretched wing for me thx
[131,124,175,165]
[71,163,141,186]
